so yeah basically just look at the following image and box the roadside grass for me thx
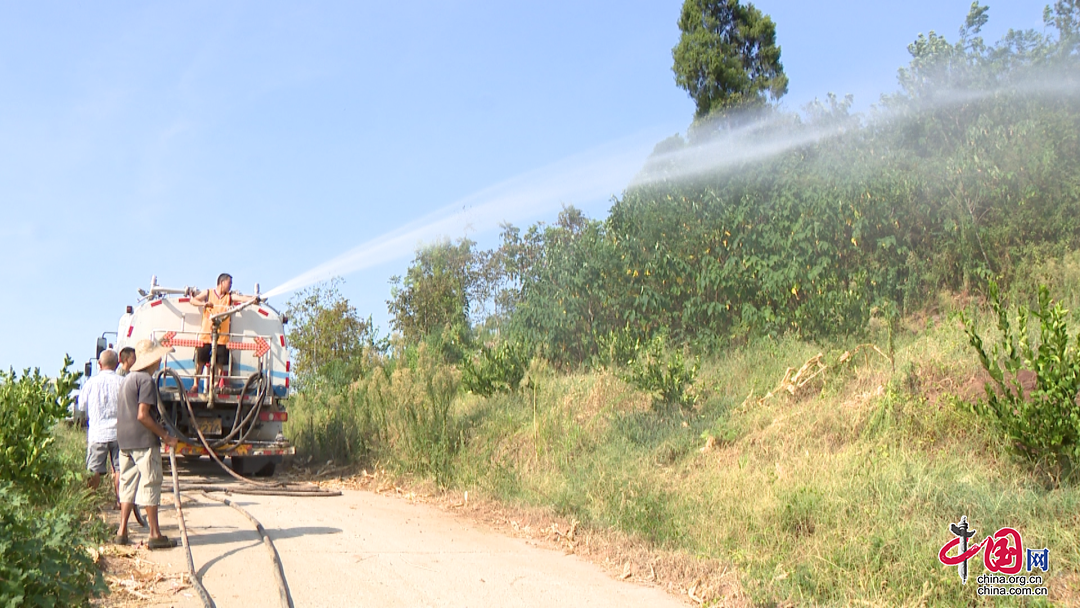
[448,316,1080,605]
[52,421,118,511]
[286,310,1080,605]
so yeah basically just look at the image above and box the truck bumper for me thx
[166,441,296,456]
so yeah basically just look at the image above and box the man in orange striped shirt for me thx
[190,273,258,382]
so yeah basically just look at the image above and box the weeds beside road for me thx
[287,298,1080,606]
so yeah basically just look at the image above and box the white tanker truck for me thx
[94,276,294,476]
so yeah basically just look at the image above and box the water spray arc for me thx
[262,131,667,298]
[264,79,1080,301]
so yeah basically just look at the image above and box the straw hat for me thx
[131,339,173,372]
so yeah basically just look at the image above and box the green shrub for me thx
[288,383,388,466]
[0,357,81,501]
[621,335,698,411]
[461,338,530,396]
[964,282,1080,478]
[0,483,106,607]
[0,358,106,607]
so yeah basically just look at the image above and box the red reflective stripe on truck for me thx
[178,297,190,303]
[258,308,269,317]
[258,412,288,422]
[150,300,163,307]
[285,377,289,389]
[285,360,291,372]
[280,335,286,347]
[127,326,134,337]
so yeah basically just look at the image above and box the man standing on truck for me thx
[79,349,123,503]
[190,273,258,387]
[116,339,179,549]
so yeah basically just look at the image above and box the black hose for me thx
[154,368,266,451]
[212,371,266,446]
[182,485,337,497]
[198,491,294,608]
[168,450,216,608]
[149,366,337,606]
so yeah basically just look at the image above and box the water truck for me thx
[93,276,294,476]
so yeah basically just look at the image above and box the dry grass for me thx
[91,544,194,607]
[447,319,1080,606]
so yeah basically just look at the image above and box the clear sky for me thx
[0,1,1047,373]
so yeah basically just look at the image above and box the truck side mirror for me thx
[84,361,93,379]
[96,337,108,358]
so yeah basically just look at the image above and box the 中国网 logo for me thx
[938,516,1049,598]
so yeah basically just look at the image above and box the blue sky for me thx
[0,1,1047,373]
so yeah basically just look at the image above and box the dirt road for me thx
[116,472,687,607]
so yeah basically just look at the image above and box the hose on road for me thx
[168,449,216,608]
[198,491,294,608]
[151,368,341,608]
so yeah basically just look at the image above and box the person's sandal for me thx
[113,534,130,546]
[147,535,173,550]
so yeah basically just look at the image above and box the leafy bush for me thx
[0,483,105,607]
[0,358,105,606]
[461,338,531,396]
[0,357,81,500]
[620,335,699,411]
[964,282,1080,477]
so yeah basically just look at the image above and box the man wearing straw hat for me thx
[115,339,179,548]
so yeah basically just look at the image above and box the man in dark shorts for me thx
[116,339,179,549]
[190,273,258,389]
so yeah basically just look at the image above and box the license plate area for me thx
[195,417,222,436]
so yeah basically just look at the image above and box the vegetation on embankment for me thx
[286,291,1079,605]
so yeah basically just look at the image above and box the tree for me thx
[388,238,479,346]
[671,0,788,119]
[508,207,622,368]
[285,279,376,386]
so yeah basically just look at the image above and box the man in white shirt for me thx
[79,349,125,502]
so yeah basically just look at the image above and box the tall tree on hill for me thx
[388,238,479,348]
[672,0,788,119]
